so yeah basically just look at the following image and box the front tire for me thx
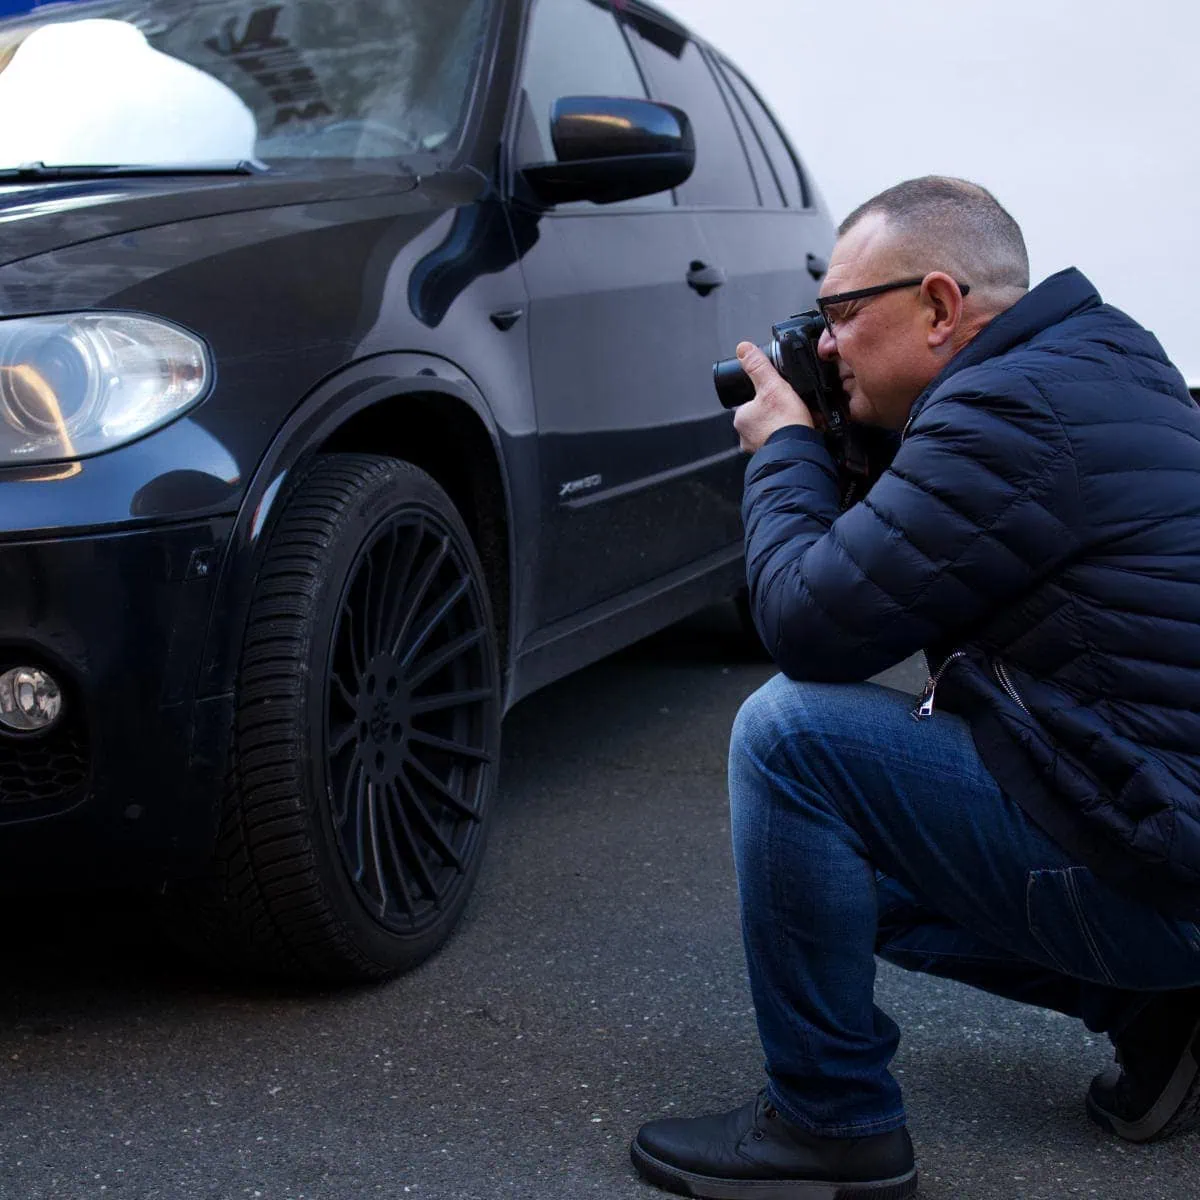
[178,454,501,983]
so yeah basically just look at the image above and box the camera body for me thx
[712,310,873,504]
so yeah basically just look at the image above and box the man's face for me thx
[816,214,946,430]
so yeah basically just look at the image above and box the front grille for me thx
[0,711,89,806]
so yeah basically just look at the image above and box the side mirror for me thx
[519,96,695,206]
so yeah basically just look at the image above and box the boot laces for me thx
[752,1090,779,1140]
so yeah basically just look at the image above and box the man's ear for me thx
[922,272,964,349]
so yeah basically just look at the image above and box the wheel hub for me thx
[367,700,391,746]
[359,655,409,780]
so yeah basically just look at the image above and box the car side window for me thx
[620,14,757,209]
[715,58,808,208]
[515,0,671,208]
[708,52,781,208]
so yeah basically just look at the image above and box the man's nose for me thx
[817,328,838,361]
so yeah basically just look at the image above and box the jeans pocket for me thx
[1025,866,1117,985]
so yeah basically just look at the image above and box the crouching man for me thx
[632,176,1200,1199]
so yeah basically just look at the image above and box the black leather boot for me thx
[630,1090,917,1199]
[1087,988,1200,1143]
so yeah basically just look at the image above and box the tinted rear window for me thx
[716,58,807,208]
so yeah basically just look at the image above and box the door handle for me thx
[687,261,726,297]
[489,307,524,331]
[806,253,828,281]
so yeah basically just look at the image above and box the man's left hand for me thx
[731,341,816,454]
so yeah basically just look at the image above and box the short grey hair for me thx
[840,176,1029,307]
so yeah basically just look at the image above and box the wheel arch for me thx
[319,391,511,681]
[197,352,521,704]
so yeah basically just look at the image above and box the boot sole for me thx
[629,1141,919,1200]
[1086,1017,1200,1143]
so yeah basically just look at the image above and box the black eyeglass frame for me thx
[815,276,971,337]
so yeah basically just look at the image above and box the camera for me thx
[712,310,875,505]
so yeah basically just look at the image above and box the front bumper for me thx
[0,516,235,885]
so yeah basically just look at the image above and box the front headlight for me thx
[0,313,210,464]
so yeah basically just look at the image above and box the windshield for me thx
[0,0,491,171]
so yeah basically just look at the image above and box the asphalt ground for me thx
[0,603,1197,1199]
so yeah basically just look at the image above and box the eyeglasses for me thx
[815,276,970,337]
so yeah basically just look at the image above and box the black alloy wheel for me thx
[172,454,501,983]
[324,498,494,938]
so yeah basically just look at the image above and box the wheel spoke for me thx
[332,752,361,826]
[380,520,423,651]
[348,764,368,882]
[408,728,493,763]
[331,670,358,710]
[398,769,463,871]
[374,526,399,652]
[406,627,486,689]
[409,687,494,716]
[365,783,388,917]
[386,782,439,900]
[329,722,357,756]
[376,790,417,916]
[404,751,478,820]
[390,537,449,657]
[359,554,376,666]
[400,577,470,670]
[342,605,364,684]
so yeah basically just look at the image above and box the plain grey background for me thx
[658,0,1200,385]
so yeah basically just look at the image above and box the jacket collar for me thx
[902,267,1101,437]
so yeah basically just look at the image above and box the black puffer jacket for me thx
[743,268,1200,917]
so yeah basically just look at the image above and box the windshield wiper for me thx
[0,160,269,181]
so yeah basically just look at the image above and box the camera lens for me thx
[712,340,780,410]
[712,355,755,409]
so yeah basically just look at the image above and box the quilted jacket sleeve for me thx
[743,372,1084,681]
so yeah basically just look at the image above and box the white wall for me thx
[658,0,1200,383]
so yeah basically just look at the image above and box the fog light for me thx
[0,666,63,732]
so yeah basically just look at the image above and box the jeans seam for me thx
[1026,869,1071,975]
[1064,866,1117,985]
[766,1082,906,1138]
[1026,866,1118,984]
[881,946,1028,966]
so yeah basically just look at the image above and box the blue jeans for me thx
[728,676,1200,1137]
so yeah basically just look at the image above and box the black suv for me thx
[0,0,835,980]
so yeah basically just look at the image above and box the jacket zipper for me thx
[911,651,967,720]
[993,658,1032,716]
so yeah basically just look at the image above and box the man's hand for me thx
[730,341,815,454]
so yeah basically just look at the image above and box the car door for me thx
[509,0,743,629]
[621,12,835,395]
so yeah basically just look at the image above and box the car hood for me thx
[0,169,423,267]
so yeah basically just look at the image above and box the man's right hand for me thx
[731,342,815,454]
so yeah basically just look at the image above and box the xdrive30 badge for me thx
[558,474,602,500]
